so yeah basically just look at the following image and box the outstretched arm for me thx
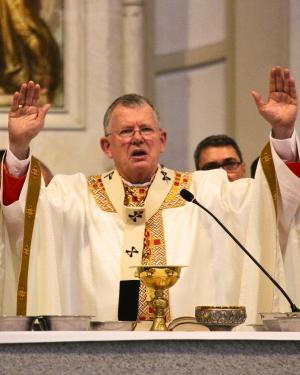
[8,81,50,160]
[252,66,298,139]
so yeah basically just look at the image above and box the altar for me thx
[0,331,299,374]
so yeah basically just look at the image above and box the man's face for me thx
[100,103,167,184]
[198,145,246,181]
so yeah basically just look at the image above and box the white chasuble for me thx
[0,154,296,325]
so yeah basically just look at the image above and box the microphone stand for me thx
[180,188,300,313]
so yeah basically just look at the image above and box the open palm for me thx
[258,92,297,128]
[8,82,50,158]
[252,67,298,139]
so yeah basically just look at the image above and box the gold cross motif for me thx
[31,166,40,178]
[23,245,30,256]
[261,153,272,163]
[17,289,26,299]
[26,206,35,218]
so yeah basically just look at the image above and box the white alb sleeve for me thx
[5,148,31,177]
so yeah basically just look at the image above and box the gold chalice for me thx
[134,265,184,331]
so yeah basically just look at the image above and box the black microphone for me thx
[180,188,300,313]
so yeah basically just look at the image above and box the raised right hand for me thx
[251,66,298,139]
[8,81,50,159]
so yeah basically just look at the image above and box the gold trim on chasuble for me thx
[260,142,278,217]
[88,170,192,321]
[17,156,41,315]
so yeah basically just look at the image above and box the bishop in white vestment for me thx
[0,67,299,326]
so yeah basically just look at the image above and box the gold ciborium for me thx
[134,265,183,331]
[195,306,247,331]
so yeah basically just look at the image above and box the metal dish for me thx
[278,316,300,331]
[0,316,33,331]
[259,312,288,331]
[90,321,136,331]
[40,316,93,331]
[168,316,209,331]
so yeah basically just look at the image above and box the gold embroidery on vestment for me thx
[139,171,192,320]
[17,156,41,315]
[260,143,278,216]
[87,175,115,212]
[123,185,148,207]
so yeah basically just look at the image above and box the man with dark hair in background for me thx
[194,134,246,181]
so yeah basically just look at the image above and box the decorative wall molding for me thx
[155,41,227,75]
[122,0,145,94]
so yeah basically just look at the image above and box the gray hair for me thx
[103,94,160,135]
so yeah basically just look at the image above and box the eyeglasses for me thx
[107,126,159,139]
[200,159,242,172]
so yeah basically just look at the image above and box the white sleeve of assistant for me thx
[270,130,298,161]
[5,148,31,177]
[270,132,300,252]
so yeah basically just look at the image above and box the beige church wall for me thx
[156,62,226,171]
[233,0,289,172]
[154,0,227,172]
[154,0,226,54]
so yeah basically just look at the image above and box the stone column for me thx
[122,0,145,94]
